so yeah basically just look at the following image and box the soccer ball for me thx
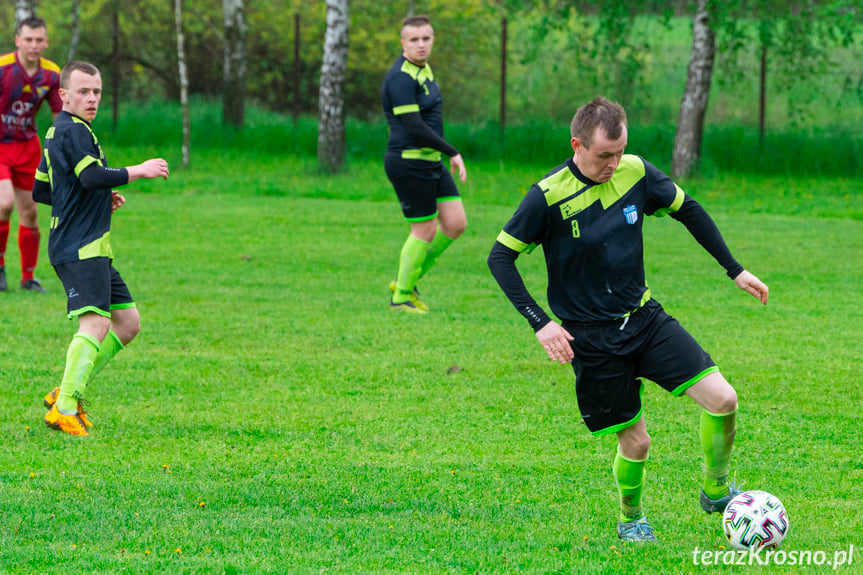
[722,490,789,551]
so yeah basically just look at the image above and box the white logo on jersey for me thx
[11,100,33,116]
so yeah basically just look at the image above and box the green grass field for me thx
[0,139,860,573]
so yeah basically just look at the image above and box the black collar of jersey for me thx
[58,110,93,126]
[567,157,601,186]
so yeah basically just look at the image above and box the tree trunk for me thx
[68,0,81,61]
[222,0,247,129]
[112,1,120,128]
[317,0,349,174]
[671,0,715,179]
[176,0,190,167]
[14,0,35,29]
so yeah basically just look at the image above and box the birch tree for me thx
[68,0,82,61]
[14,0,35,28]
[176,0,190,167]
[222,0,247,128]
[317,0,349,174]
[671,0,715,179]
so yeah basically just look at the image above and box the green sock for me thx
[56,333,100,413]
[700,409,737,499]
[418,230,455,279]
[393,234,430,303]
[613,447,647,522]
[90,329,125,381]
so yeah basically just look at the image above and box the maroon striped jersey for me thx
[0,51,61,143]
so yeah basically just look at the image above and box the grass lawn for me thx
[0,155,860,574]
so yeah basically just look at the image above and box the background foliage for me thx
[2,0,860,132]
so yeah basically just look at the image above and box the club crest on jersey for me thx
[622,204,638,225]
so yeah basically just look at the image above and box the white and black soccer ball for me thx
[722,490,789,551]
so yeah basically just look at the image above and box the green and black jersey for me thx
[381,55,457,162]
[35,111,113,266]
[490,155,743,327]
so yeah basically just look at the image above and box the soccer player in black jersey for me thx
[488,97,769,542]
[381,15,467,313]
[33,61,169,436]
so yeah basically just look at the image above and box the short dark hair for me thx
[60,61,100,89]
[17,16,47,34]
[401,14,431,32]
[570,97,627,148]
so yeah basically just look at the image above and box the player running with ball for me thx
[488,97,769,542]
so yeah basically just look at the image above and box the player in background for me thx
[0,16,62,292]
[34,61,169,436]
[381,15,467,313]
[488,97,769,542]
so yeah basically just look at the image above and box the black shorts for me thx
[563,299,718,437]
[53,258,135,319]
[384,154,460,221]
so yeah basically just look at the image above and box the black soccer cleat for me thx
[20,278,47,292]
[700,480,743,514]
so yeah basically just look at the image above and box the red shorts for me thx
[0,137,42,190]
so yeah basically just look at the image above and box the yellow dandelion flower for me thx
[145,550,151,555]
[25,426,30,431]
[199,501,206,508]
[174,548,182,554]
[29,472,35,479]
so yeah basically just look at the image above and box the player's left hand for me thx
[535,321,575,364]
[734,270,769,305]
[450,153,467,183]
[111,190,126,213]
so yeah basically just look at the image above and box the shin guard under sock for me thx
[613,447,647,521]
[0,220,9,266]
[56,333,100,414]
[90,329,125,381]
[418,230,455,280]
[18,225,40,283]
[394,234,430,303]
[700,409,737,499]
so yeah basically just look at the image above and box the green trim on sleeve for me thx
[393,104,420,115]
[653,185,686,217]
[109,302,137,311]
[496,230,538,254]
[35,169,49,182]
[74,155,101,178]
